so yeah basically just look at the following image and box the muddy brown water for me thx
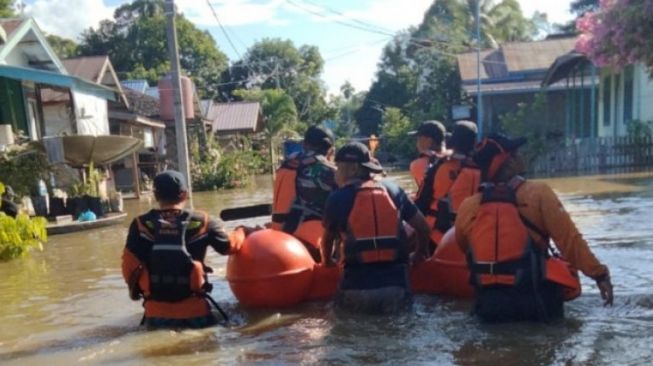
[1,173,652,365]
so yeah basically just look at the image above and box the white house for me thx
[0,17,116,142]
[598,63,653,137]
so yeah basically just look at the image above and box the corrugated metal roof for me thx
[502,38,577,73]
[206,101,262,133]
[123,88,160,118]
[0,64,116,101]
[62,56,108,83]
[463,77,592,95]
[457,37,577,82]
[0,18,25,38]
[121,79,150,93]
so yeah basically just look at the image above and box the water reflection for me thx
[0,172,652,365]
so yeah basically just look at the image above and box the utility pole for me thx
[164,0,193,208]
[476,0,483,139]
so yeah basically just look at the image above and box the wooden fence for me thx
[530,136,653,177]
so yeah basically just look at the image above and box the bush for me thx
[0,213,48,261]
[191,137,267,191]
[498,93,549,165]
[0,146,51,197]
[380,107,417,161]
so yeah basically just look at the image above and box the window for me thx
[623,65,634,124]
[603,75,611,126]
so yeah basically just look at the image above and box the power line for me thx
[297,0,396,36]
[205,0,243,60]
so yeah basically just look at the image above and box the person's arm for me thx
[386,181,430,263]
[321,228,339,267]
[454,195,479,253]
[407,210,430,264]
[122,219,151,300]
[205,217,240,255]
[321,192,341,266]
[537,184,613,306]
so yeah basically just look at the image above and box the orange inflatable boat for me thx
[226,224,474,308]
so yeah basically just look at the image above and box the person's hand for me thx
[410,250,428,266]
[596,276,614,306]
[243,225,264,236]
[322,256,337,267]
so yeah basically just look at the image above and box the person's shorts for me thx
[144,314,218,329]
[335,286,413,315]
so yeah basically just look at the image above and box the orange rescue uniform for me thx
[455,180,609,280]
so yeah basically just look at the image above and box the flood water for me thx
[1,172,652,365]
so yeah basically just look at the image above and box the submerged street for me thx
[0,172,652,365]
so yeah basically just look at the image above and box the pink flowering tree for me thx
[576,0,653,73]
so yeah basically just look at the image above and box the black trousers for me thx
[473,281,564,323]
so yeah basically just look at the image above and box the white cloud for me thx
[343,0,433,32]
[25,0,115,40]
[518,0,574,25]
[178,0,287,27]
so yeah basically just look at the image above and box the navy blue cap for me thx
[409,120,446,142]
[304,125,335,149]
[153,170,188,201]
[335,142,384,173]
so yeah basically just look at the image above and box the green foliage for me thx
[380,108,416,160]
[627,120,653,138]
[234,88,301,138]
[190,137,266,191]
[78,0,228,98]
[221,38,332,125]
[498,93,549,164]
[68,162,102,197]
[0,147,51,197]
[0,0,13,17]
[0,212,48,262]
[46,35,80,59]
[355,0,541,135]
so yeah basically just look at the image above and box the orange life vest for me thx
[415,155,480,234]
[271,154,316,230]
[410,154,433,187]
[131,212,208,302]
[342,181,408,266]
[467,178,581,301]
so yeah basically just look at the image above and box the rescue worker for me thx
[455,134,614,322]
[409,120,448,188]
[1,185,18,218]
[121,170,240,328]
[271,126,337,234]
[414,121,481,247]
[321,142,431,314]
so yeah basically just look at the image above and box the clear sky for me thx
[22,0,575,95]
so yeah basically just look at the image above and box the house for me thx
[543,53,653,138]
[202,101,264,150]
[457,36,595,138]
[0,17,117,142]
[60,57,167,195]
[203,101,263,136]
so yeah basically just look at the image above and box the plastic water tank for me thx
[158,74,195,121]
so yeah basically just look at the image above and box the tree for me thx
[0,0,13,17]
[234,88,300,139]
[328,82,363,141]
[571,0,599,15]
[355,0,538,135]
[380,107,415,160]
[78,0,228,98]
[220,38,332,125]
[46,35,80,59]
[576,0,653,73]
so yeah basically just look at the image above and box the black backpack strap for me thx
[414,156,445,215]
